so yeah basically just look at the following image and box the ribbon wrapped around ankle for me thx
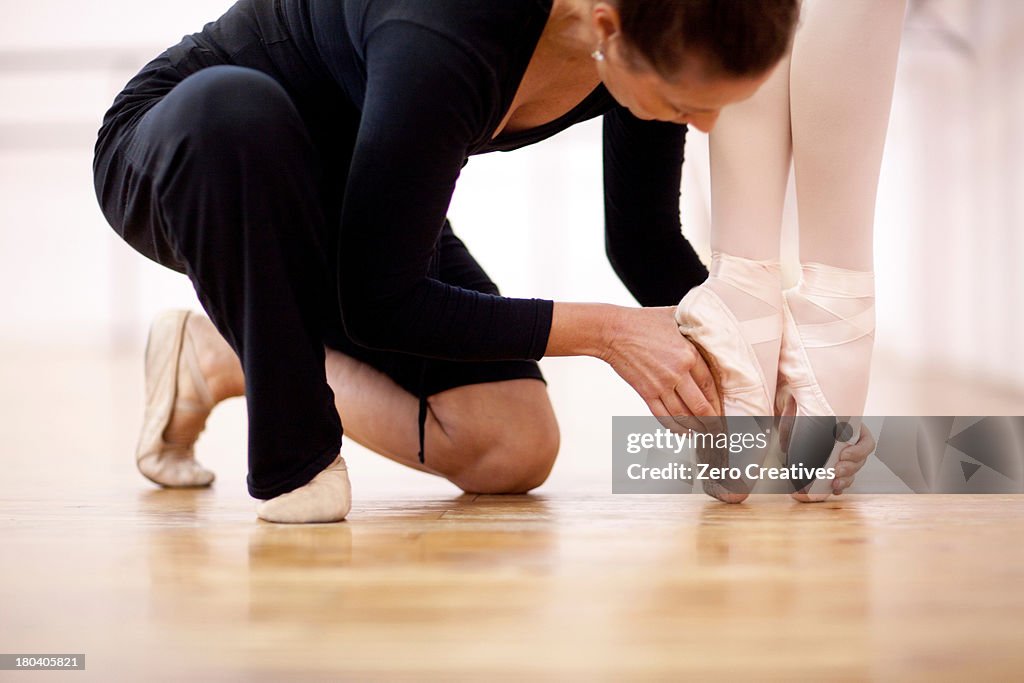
[796,263,875,348]
[709,252,783,345]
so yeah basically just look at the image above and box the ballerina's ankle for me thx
[780,262,875,419]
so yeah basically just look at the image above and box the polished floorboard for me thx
[1,345,1023,681]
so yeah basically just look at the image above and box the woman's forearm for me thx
[545,302,619,359]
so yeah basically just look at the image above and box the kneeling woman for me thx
[94,0,861,523]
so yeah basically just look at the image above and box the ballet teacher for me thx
[93,0,871,523]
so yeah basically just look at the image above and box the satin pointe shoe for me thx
[255,455,352,524]
[675,253,783,503]
[136,309,217,487]
[674,252,783,417]
[776,263,875,500]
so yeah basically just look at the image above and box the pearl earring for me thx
[591,48,605,62]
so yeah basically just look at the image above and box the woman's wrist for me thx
[545,302,622,359]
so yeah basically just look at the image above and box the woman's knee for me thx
[448,431,559,494]
[145,66,303,160]
[437,388,561,494]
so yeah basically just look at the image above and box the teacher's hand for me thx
[546,303,721,427]
[600,306,721,426]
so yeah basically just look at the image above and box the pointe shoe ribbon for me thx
[136,310,217,487]
[777,263,875,418]
[674,252,782,417]
[777,263,875,499]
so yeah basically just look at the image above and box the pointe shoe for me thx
[674,252,783,416]
[776,263,875,500]
[675,253,783,504]
[256,455,352,524]
[136,310,216,487]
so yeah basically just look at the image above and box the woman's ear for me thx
[590,2,623,48]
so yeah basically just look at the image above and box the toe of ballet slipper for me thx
[255,456,351,524]
[137,452,216,488]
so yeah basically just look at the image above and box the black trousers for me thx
[93,4,542,499]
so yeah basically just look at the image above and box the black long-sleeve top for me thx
[274,0,709,360]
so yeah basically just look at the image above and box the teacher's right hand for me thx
[546,303,722,427]
[599,306,721,426]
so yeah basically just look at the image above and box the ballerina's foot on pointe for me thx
[136,310,244,487]
[255,455,352,524]
[777,263,875,501]
[675,252,783,416]
[674,252,783,503]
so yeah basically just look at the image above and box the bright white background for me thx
[1,0,1022,490]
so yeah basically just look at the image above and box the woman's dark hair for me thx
[615,0,799,78]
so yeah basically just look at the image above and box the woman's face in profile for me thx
[597,41,773,132]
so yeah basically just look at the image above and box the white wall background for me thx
[1,0,1022,416]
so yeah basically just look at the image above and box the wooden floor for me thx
[2,346,1024,681]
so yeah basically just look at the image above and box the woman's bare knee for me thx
[448,426,559,494]
[428,379,560,493]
